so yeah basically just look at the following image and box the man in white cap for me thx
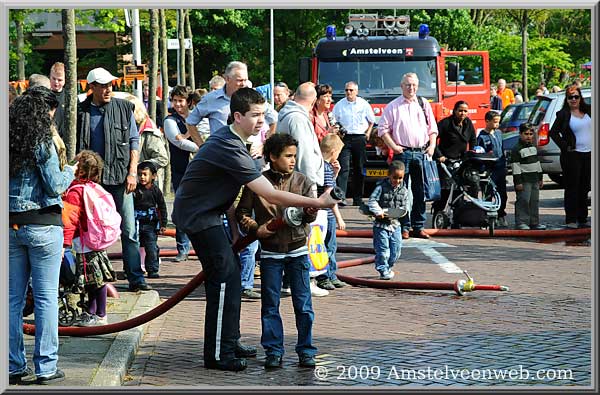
[76,67,151,292]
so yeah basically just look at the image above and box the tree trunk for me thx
[185,10,195,90]
[148,9,159,124]
[62,9,78,160]
[16,17,25,81]
[160,9,172,196]
[178,9,186,87]
[521,10,528,101]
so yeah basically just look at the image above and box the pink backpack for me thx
[68,183,122,251]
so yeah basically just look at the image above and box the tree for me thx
[62,9,78,160]
[178,9,186,86]
[185,10,195,90]
[159,9,171,195]
[148,9,159,124]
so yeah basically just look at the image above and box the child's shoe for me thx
[310,280,329,297]
[380,270,395,280]
[529,224,547,230]
[515,223,530,230]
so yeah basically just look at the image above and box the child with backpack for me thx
[62,150,119,327]
[133,161,168,278]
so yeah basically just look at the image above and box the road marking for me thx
[416,245,463,274]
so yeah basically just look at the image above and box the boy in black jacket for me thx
[134,161,168,278]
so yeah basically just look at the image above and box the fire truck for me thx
[299,14,492,192]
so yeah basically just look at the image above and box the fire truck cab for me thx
[299,14,492,193]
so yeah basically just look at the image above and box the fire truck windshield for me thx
[318,58,437,102]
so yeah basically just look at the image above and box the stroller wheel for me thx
[58,297,78,327]
[432,211,450,229]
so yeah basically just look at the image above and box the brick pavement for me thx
[118,179,592,388]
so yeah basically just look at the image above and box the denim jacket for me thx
[9,142,75,213]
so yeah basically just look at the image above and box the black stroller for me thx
[431,151,501,236]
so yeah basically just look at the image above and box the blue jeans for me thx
[138,222,160,275]
[104,183,146,287]
[172,171,190,255]
[240,240,258,290]
[260,256,317,358]
[394,151,426,231]
[9,224,63,377]
[373,226,402,274]
[317,215,338,282]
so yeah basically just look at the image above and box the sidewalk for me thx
[16,289,160,387]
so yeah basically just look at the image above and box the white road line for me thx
[416,246,463,274]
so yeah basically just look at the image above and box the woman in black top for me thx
[432,101,477,212]
[549,85,592,228]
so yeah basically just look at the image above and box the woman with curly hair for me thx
[9,86,75,385]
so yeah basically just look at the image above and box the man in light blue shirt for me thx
[186,61,277,145]
[332,81,375,206]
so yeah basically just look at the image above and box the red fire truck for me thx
[299,13,492,191]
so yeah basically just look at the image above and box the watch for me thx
[128,173,137,177]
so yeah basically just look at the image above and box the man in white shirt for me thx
[332,81,375,206]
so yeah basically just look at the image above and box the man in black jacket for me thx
[77,67,151,292]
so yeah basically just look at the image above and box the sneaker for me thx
[310,280,329,297]
[330,279,348,288]
[77,314,107,327]
[9,367,34,385]
[298,354,316,368]
[36,369,65,385]
[174,253,189,262]
[380,270,395,280]
[128,282,152,292]
[530,224,547,230]
[241,289,261,299]
[147,272,160,279]
[317,279,335,290]
[566,223,578,229]
[516,224,530,230]
[280,287,292,297]
[497,216,508,228]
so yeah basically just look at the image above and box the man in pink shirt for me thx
[378,72,438,239]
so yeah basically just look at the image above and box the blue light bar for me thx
[419,24,430,39]
[326,25,337,40]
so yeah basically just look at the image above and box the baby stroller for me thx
[431,150,501,236]
[22,249,86,326]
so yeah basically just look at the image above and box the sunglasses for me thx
[567,95,581,100]
[345,89,356,92]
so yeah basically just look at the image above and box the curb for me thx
[89,290,160,386]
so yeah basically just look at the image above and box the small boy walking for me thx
[477,111,508,227]
[511,123,546,230]
[315,133,347,291]
[134,161,168,278]
[236,133,319,370]
[368,161,409,280]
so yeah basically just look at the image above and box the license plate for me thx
[366,169,388,177]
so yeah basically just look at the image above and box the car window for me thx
[516,105,534,121]
[500,106,516,124]
[528,99,552,126]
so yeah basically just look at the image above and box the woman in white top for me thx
[549,85,592,228]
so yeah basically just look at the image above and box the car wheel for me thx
[548,173,563,187]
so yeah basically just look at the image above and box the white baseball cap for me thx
[86,67,118,84]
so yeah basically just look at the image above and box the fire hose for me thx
[24,193,585,335]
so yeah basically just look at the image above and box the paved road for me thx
[117,178,592,388]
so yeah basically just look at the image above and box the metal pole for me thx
[132,9,143,101]
[269,9,274,104]
[176,11,181,85]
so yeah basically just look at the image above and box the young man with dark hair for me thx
[172,87,338,372]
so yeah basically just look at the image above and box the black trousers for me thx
[337,134,366,201]
[560,151,591,224]
[188,224,242,362]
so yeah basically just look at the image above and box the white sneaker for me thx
[77,314,107,327]
[380,270,395,280]
[310,280,329,297]
[516,224,530,230]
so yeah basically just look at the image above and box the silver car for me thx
[527,88,592,186]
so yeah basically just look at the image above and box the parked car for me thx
[526,88,592,186]
[500,102,537,169]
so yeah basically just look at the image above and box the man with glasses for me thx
[378,72,438,240]
[273,81,291,111]
[76,67,151,292]
[332,81,375,206]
